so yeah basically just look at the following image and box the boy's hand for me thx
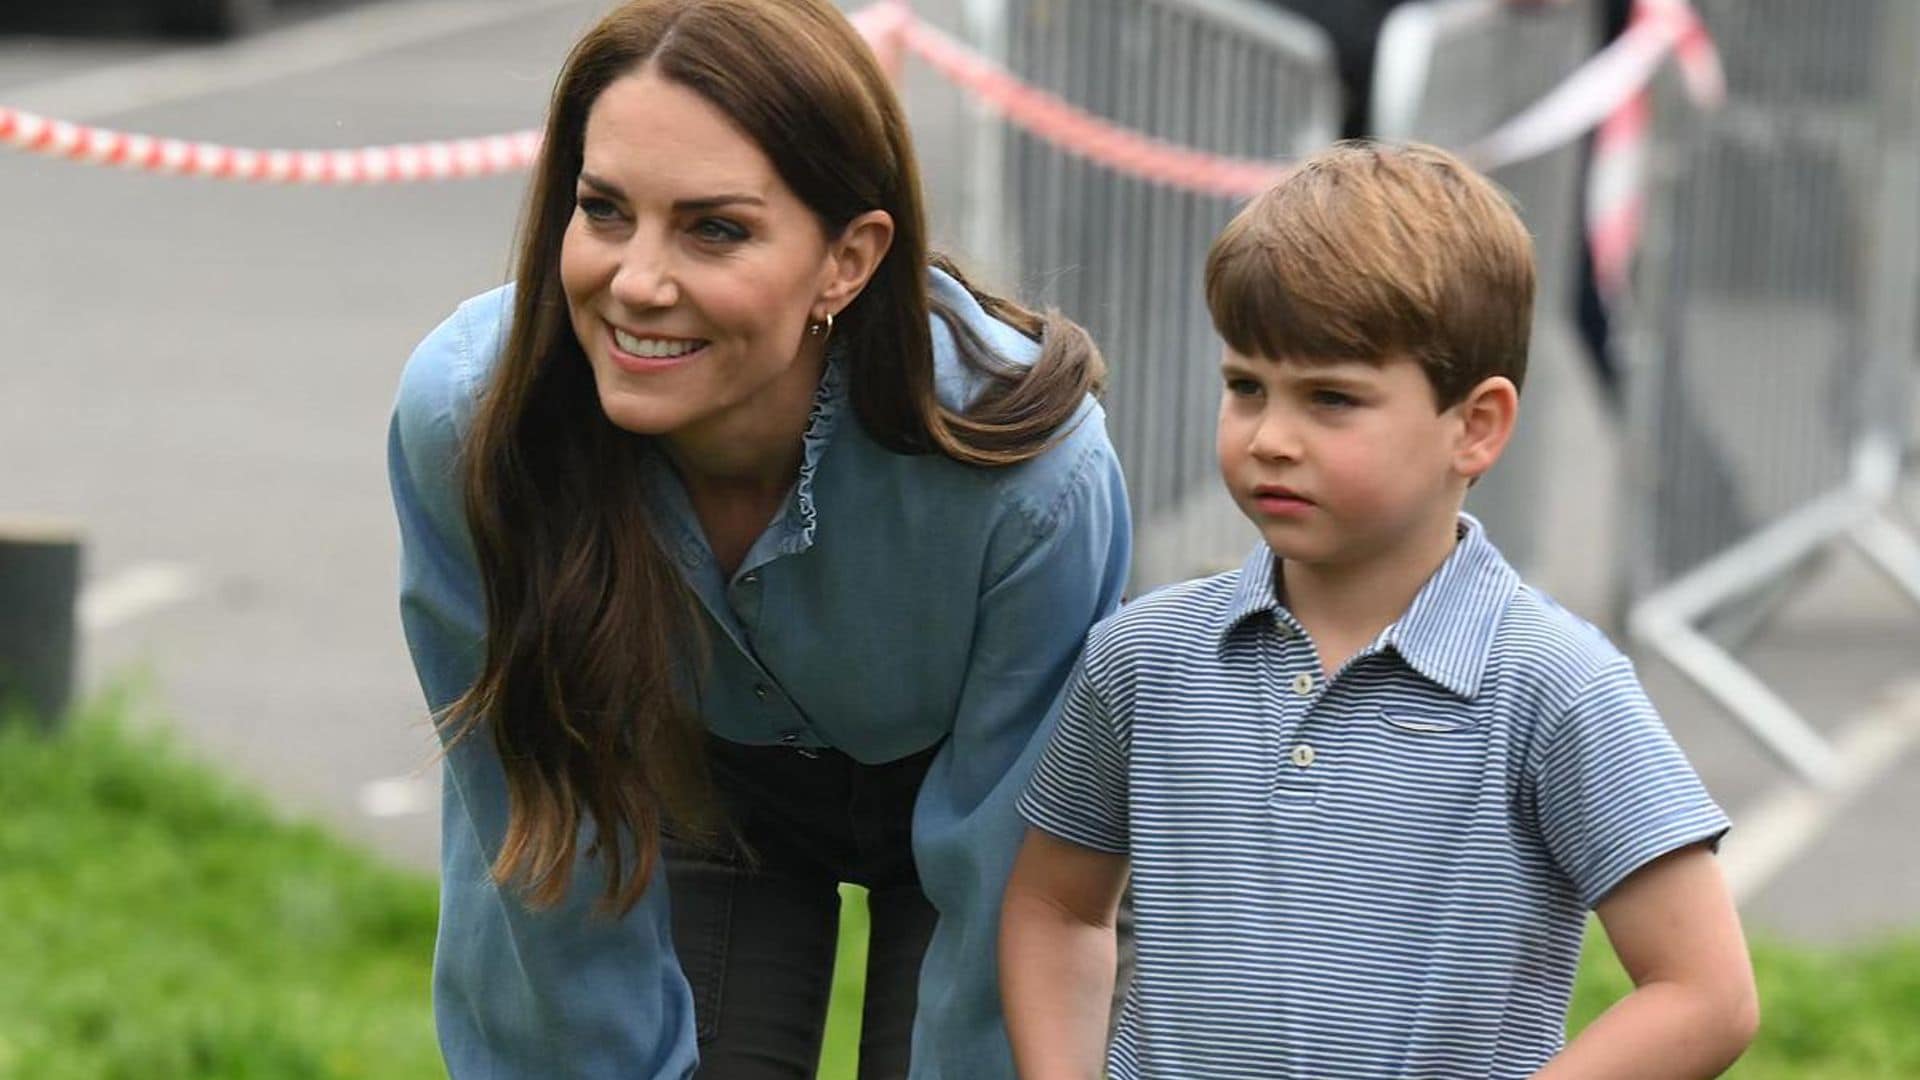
[1000,827,1130,1080]
[1537,843,1758,1078]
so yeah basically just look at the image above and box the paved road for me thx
[3,0,1915,945]
[3,0,609,868]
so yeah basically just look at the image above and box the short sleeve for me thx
[1531,657,1730,907]
[1019,653,1131,854]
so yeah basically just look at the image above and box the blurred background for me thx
[1,0,1917,1076]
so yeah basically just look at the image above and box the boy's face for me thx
[1216,349,1500,570]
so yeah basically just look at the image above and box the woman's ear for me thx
[814,209,895,318]
[1451,375,1519,481]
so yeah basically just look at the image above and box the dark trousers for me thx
[665,736,940,1080]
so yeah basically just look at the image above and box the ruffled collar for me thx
[638,344,849,572]
[776,344,849,554]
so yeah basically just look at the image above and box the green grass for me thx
[1569,924,1920,1078]
[0,693,442,1080]
[8,697,1919,1079]
[819,886,870,1079]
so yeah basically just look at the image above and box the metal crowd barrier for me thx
[1623,0,1920,783]
[962,0,1341,588]
[1371,0,1602,587]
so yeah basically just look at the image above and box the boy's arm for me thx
[1535,843,1758,1079]
[1001,827,1130,1080]
[1527,654,1751,1078]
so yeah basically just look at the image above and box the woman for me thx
[386,1,1131,1076]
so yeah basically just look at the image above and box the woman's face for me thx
[560,68,838,448]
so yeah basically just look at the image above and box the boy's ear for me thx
[1451,375,1519,481]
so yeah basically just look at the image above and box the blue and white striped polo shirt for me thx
[1020,516,1729,1079]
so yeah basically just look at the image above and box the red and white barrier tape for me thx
[854,0,911,82]
[888,6,1285,198]
[0,3,896,186]
[1463,0,1719,170]
[0,105,542,183]
[0,0,1711,196]
[1585,0,1722,299]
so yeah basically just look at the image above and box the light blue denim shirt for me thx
[387,267,1132,1079]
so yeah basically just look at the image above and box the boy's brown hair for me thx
[1204,140,1535,408]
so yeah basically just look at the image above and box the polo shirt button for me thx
[1291,743,1317,769]
[753,684,770,701]
[1291,672,1315,696]
[741,572,759,586]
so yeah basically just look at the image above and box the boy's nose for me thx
[1249,411,1302,461]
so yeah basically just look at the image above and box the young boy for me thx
[1000,142,1758,1079]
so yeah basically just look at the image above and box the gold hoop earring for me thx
[808,311,834,339]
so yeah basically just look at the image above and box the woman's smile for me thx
[606,323,711,373]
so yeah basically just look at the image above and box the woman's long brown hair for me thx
[448,0,1107,915]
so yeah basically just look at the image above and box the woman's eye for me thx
[692,218,749,243]
[576,195,621,222]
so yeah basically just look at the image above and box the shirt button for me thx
[753,684,770,701]
[1291,672,1315,696]
[1291,743,1317,769]
[741,573,759,586]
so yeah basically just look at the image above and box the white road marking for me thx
[79,562,200,631]
[3,0,595,123]
[1721,678,1920,904]
[359,773,437,818]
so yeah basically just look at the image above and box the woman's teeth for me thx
[613,328,705,358]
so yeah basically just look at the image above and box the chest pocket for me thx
[1370,701,1492,774]
[1378,706,1480,735]
[1323,698,1496,813]
[1307,702,1502,869]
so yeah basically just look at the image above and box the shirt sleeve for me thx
[389,303,484,715]
[909,426,1133,1078]
[387,292,699,1080]
[1019,655,1131,854]
[1529,656,1731,908]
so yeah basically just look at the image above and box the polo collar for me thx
[1215,514,1518,699]
[1381,515,1518,699]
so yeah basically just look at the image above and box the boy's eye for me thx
[692,217,749,243]
[576,195,622,223]
[1225,377,1264,398]
[1309,388,1359,408]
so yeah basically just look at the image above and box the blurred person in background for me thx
[1260,0,1412,140]
[1576,0,1635,402]
[386,1,1130,1076]
[1272,0,1633,400]
[1265,0,1594,140]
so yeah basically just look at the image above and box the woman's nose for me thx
[609,236,679,309]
